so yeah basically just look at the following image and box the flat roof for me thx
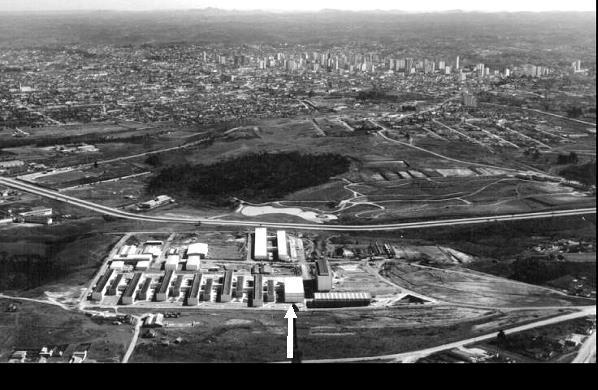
[187,243,208,255]
[276,230,288,257]
[282,277,304,294]
[254,228,268,259]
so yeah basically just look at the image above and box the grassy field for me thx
[129,306,569,362]
[0,298,132,363]
[383,262,593,307]
[0,221,120,293]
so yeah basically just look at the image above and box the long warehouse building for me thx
[276,230,289,261]
[137,277,152,301]
[254,227,268,260]
[121,272,142,305]
[311,292,371,308]
[107,273,123,296]
[220,270,234,303]
[186,273,203,306]
[252,274,263,307]
[91,269,114,301]
[156,269,175,302]
[203,278,213,302]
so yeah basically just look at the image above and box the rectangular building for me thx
[283,277,305,303]
[121,272,142,305]
[91,269,114,301]
[203,278,213,302]
[164,255,179,271]
[315,259,333,292]
[186,273,203,306]
[254,227,268,260]
[172,274,184,298]
[220,270,234,303]
[109,261,124,270]
[106,273,123,296]
[252,274,263,307]
[186,255,201,271]
[187,243,208,258]
[135,260,150,271]
[276,230,289,261]
[266,279,276,303]
[235,276,245,299]
[311,292,371,308]
[138,277,152,301]
[156,269,174,302]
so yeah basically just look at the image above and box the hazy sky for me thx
[0,0,595,12]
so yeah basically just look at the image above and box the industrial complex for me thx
[84,228,361,311]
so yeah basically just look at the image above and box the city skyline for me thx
[0,0,595,12]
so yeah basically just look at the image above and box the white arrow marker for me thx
[284,306,297,359]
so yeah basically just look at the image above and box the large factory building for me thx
[253,228,268,260]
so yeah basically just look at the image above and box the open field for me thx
[383,262,593,307]
[129,306,568,362]
[0,298,132,363]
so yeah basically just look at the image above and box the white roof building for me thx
[109,261,124,270]
[165,255,180,271]
[187,243,208,258]
[186,255,201,271]
[136,261,150,270]
[254,227,268,260]
[276,230,289,261]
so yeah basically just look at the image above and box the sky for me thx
[0,0,595,12]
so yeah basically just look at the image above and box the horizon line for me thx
[0,8,595,14]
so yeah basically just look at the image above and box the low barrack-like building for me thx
[311,291,371,308]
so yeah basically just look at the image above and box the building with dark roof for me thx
[252,274,263,307]
[315,259,332,292]
[107,273,124,296]
[220,270,234,303]
[122,272,142,305]
[186,273,203,306]
[156,269,175,302]
[235,276,245,299]
[92,269,114,301]
[138,277,152,301]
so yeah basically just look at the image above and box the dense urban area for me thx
[0,9,595,364]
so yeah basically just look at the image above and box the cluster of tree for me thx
[510,256,596,288]
[510,256,568,285]
[566,106,584,118]
[147,151,351,205]
[556,152,579,165]
[559,160,597,186]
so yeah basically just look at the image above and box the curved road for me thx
[0,177,595,231]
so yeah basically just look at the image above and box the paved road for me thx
[572,331,596,363]
[0,177,595,231]
[298,306,596,363]
[122,316,142,363]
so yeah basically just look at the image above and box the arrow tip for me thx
[284,306,297,319]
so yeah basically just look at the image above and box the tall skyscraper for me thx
[455,56,460,70]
